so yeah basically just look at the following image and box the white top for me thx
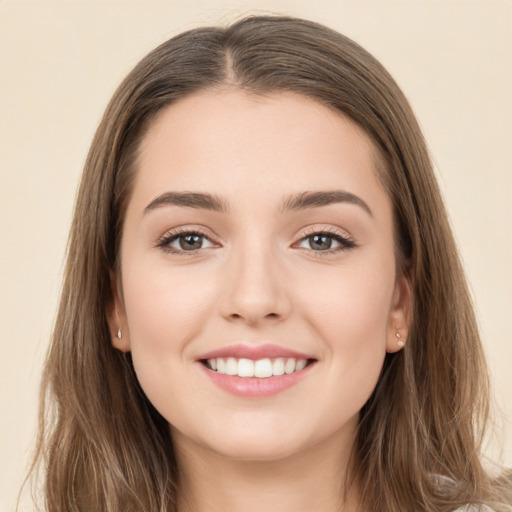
[456,507,495,512]
[433,475,497,512]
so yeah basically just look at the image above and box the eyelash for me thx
[155,227,214,257]
[155,227,356,257]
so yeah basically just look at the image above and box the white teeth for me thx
[216,358,226,373]
[226,357,238,375]
[295,359,307,371]
[206,357,310,378]
[272,358,285,376]
[237,358,255,377]
[254,358,273,378]
[284,358,296,374]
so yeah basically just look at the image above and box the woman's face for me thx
[112,89,410,461]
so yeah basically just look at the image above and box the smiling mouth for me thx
[201,357,316,378]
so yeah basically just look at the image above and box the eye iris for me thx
[309,234,332,250]
[179,234,203,250]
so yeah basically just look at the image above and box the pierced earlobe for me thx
[388,270,413,353]
[387,332,406,353]
[108,272,131,352]
[112,326,130,352]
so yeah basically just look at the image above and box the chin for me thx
[170,413,315,463]
[204,432,308,462]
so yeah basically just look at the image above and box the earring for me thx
[396,331,405,347]
[117,329,122,340]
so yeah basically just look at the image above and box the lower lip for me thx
[198,361,316,398]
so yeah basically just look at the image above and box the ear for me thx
[386,269,413,353]
[106,270,131,352]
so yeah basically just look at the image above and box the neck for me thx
[173,426,361,512]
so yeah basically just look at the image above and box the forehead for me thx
[130,89,389,216]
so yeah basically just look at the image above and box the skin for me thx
[108,89,411,512]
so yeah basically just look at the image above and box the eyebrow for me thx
[144,190,372,217]
[279,190,372,216]
[144,192,229,214]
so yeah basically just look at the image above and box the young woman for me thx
[26,15,511,512]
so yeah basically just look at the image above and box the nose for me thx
[219,241,291,326]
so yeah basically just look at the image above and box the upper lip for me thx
[198,343,315,361]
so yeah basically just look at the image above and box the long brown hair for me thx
[24,15,511,512]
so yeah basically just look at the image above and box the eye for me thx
[296,229,355,254]
[156,229,216,255]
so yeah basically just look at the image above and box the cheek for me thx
[308,269,392,392]
[120,263,218,416]
[121,259,218,368]
[296,258,394,401]
[299,261,394,345]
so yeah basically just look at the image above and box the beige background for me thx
[1,1,511,510]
